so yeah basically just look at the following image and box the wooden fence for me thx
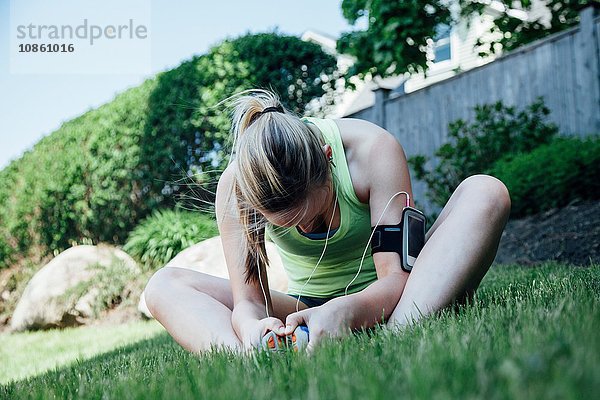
[348,6,600,212]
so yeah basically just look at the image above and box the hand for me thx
[240,317,286,350]
[284,299,352,353]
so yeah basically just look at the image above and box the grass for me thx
[1,262,598,399]
[0,320,164,385]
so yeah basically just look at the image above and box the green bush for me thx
[0,32,338,269]
[409,97,558,207]
[491,136,600,217]
[123,209,219,270]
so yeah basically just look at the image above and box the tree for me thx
[336,1,594,86]
[458,0,593,56]
[336,0,453,88]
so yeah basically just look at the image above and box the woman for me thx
[144,89,511,353]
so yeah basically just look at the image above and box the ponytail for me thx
[216,88,330,284]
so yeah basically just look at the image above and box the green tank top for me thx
[265,116,378,298]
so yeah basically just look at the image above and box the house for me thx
[301,0,552,118]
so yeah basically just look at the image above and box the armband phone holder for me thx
[370,207,426,273]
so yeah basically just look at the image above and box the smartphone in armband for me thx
[401,207,426,272]
[371,206,427,273]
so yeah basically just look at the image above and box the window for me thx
[433,23,452,63]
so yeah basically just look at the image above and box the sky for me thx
[0,0,366,169]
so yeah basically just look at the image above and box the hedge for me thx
[491,136,600,217]
[0,32,338,268]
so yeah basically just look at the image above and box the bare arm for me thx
[284,121,414,344]
[343,123,414,329]
[215,164,284,346]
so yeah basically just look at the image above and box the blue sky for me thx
[0,0,365,169]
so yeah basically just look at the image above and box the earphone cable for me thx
[294,177,339,313]
[255,210,270,318]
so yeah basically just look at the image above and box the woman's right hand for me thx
[240,317,286,350]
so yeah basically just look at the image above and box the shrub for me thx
[409,97,558,207]
[123,209,219,270]
[491,136,600,217]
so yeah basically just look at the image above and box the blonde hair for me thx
[217,88,331,284]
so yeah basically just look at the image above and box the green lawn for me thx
[0,319,165,385]
[1,263,598,399]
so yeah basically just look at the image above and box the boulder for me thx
[138,236,287,319]
[10,245,138,332]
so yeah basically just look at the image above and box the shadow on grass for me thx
[1,331,177,391]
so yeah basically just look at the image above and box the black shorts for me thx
[287,293,334,308]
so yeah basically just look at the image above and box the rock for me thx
[138,236,288,319]
[10,245,139,332]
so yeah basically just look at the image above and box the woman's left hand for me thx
[284,298,353,353]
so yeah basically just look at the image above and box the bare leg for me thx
[388,174,511,326]
[144,266,307,353]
